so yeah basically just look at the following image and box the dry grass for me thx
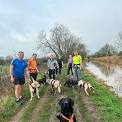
[93,56,122,65]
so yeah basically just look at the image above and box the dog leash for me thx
[29,83,36,90]
[61,113,74,122]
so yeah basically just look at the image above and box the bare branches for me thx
[37,24,87,60]
[114,32,122,51]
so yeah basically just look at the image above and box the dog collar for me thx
[61,113,74,122]
[50,79,55,85]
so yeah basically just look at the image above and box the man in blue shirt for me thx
[10,51,28,103]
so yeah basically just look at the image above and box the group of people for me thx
[67,52,82,80]
[9,51,82,103]
[10,52,39,102]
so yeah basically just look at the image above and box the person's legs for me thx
[19,85,24,99]
[15,85,20,101]
[33,73,38,81]
[60,67,62,74]
[19,77,25,99]
[14,77,21,101]
[77,68,81,80]
[71,67,73,75]
[30,73,37,81]
[67,66,70,75]
[59,67,62,74]
[49,69,52,79]
[70,67,72,75]
[52,69,55,79]
[74,67,78,80]
[55,67,58,75]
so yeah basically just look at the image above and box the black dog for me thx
[64,76,78,87]
[37,75,47,85]
[57,97,76,122]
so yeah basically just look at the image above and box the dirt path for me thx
[9,87,48,122]
[82,94,101,122]
[9,102,30,122]
[73,89,84,122]
[28,94,48,122]
[48,88,84,122]
[49,95,60,122]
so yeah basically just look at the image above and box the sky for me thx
[0,0,122,58]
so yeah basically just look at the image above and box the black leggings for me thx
[48,69,55,79]
[30,73,38,81]
[67,66,73,75]
[55,67,58,75]
[59,67,62,74]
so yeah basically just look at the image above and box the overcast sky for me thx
[0,0,122,58]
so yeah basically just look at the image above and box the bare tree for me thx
[37,24,87,60]
[37,30,59,57]
[115,32,122,51]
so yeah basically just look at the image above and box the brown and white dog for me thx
[78,80,94,96]
[46,79,61,94]
[29,77,40,101]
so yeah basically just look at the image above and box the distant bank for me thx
[92,56,122,65]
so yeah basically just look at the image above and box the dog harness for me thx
[29,82,35,89]
[29,77,36,90]
[61,113,74,122]
[50,79,55,85]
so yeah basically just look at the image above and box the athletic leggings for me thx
[30,73,38,81]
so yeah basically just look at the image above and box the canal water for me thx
[86,61,122,97]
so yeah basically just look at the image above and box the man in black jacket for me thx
[58,56,63,74]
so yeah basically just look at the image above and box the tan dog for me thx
[29,77,40,101]
[78,80,94,96]
[46,79,61,94]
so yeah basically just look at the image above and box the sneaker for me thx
[16,98,20,103]
[19,96,24,100]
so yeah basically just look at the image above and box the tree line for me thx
[91,32,122,57]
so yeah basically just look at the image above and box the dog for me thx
[29,76,40,101]
[37,74,47,85]
[57,97,76,122]
[64,75,78,87]
[46,79,61,94]
[78,80,94,96]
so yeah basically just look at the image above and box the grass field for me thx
[0,65,122,122]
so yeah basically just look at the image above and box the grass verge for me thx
[36,94,53,122]
[20,85,47,122]
[0,83,29,122]
[83,69,122,122]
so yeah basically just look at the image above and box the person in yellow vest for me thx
[73,52,82,80]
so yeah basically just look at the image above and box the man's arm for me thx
[47,60,50,68]
[36,60,39,72]
[36,67,39,72]
[24,61,30,78]
[25,67,32,83]
[25,67,30,78]
[10,64,14,82]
